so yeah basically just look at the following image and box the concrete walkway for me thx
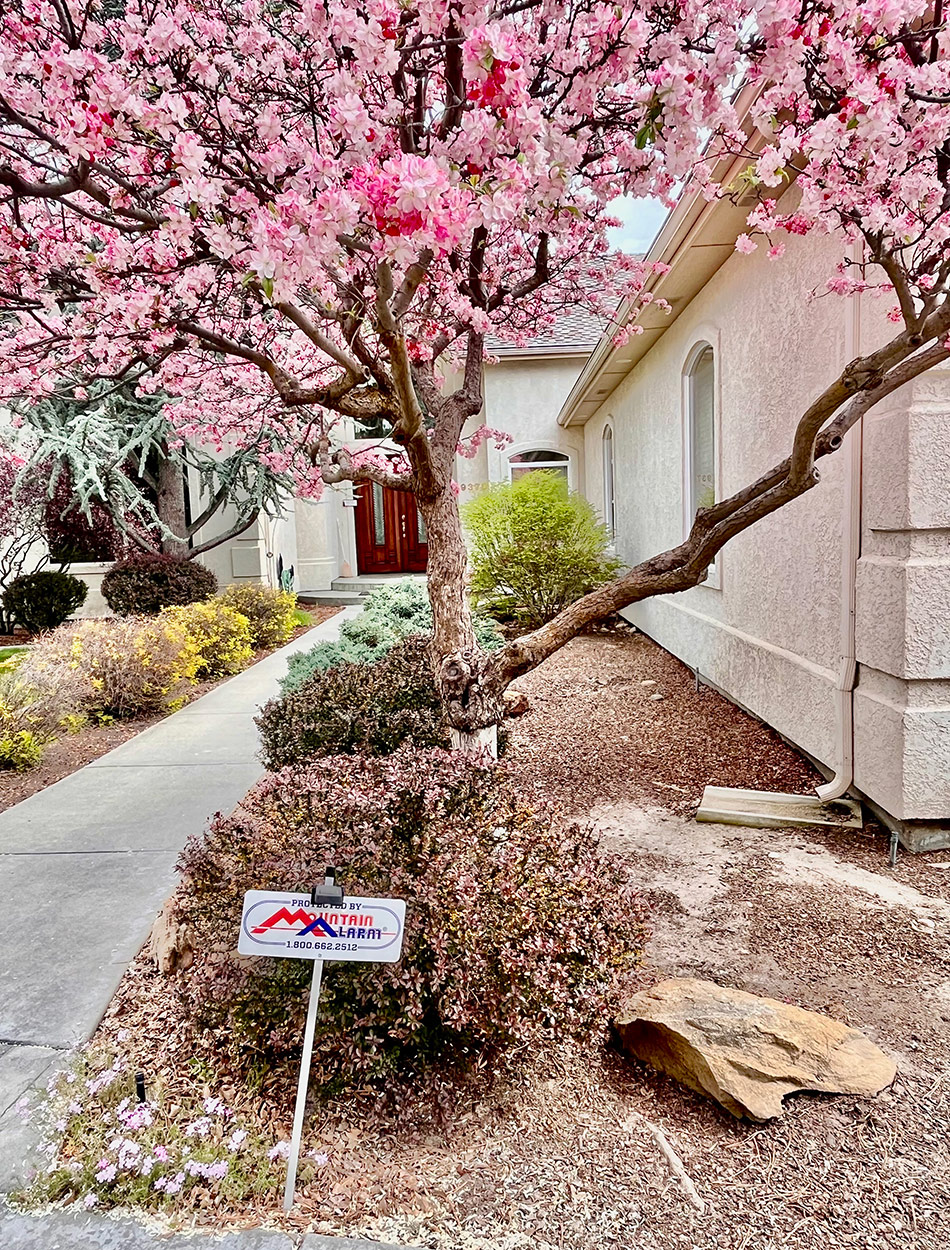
[0,609,360,1191]
[0,1203,423,1249]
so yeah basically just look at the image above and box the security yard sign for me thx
[237,871,405,1211]
[238,890,406,962]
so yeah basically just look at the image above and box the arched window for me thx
[602,425,615,537]
[508,448,570,483]
[686,344,716,519]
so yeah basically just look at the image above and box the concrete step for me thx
[330,574,426,595]
[298,590,365,606]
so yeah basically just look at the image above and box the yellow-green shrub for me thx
[0,663,88,769]
[161,601,253,679]
[21,617,198,719]
[217,584,297,649]
[0,729,44,771]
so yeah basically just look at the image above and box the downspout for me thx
[816,251,863,803]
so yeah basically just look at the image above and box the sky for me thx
[607,196,671,257]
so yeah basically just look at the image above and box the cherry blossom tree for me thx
[1,0,949,746]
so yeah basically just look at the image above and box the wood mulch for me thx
[75,630,950,1248]
[0,606,340,813]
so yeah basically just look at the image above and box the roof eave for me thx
[558,82,767,428]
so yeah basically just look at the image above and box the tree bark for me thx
[156,449,189,558]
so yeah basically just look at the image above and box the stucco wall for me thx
[580,222,950,824]
[481,355,586,488]
[853,360,950,820]
[583,227,853,770]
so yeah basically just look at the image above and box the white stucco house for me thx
[267,311,603,594]
[558,179,950,851]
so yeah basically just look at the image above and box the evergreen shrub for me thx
[257,634,448,769]
[282,579,501,693]
[102,554,217,616]
[2,570,87,632]
[174,748,647,1107]
[463,470,622,627]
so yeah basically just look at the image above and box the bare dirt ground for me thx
[87,631,950,1249]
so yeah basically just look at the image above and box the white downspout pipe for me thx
[816,250,863,803]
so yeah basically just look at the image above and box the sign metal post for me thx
[283,956,324,1211]
[236,867,406,1212]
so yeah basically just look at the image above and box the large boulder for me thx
[616,978,896,1120]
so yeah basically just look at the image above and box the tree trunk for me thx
[416,480,504,753]
[156,450,189,559]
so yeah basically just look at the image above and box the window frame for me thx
[601,422,616,539]
[682,337,722,589]
[506,445,573,487]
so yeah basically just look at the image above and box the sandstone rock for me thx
[616,978,896,1121]
[503,689,530,718]
[148,892,194,974]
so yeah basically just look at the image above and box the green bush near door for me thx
[463,470,622,628]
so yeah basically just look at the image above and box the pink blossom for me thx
[734,234,758,255]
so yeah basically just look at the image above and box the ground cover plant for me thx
[464,471,621,628]
[173,748,646,1108]
[282,580,501,694]
[19,1052,308,1213]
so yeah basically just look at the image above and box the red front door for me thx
[354,482,428,574]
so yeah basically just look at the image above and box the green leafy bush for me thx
[282,579,501,693]
[174,748,646,1107]
[217,584,297,649]
[463,471,622,628]
[258,635,452,769]
[0,728,44,770]
[2,570,87,632]
[161,601,253,679]
[101,553,217,616]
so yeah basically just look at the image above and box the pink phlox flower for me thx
[203,1096,231,1117]
[268,1141,291,1161]
[227,1129,248,1152]
[306,1150,329,1167]
[184,1116,213,1138]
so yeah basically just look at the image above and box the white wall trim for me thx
[681,326,723,589]
[505,440,576,490]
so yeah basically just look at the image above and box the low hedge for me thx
[174,748,647,1108]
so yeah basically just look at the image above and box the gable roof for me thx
[487,302,607,358]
